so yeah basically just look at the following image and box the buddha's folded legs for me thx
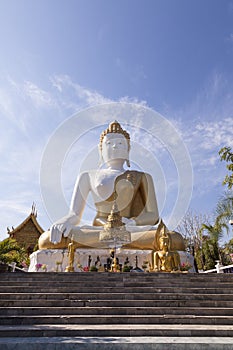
[38,226,185,251]
[38,228,155,250]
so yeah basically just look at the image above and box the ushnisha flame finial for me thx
[99,121,130,151]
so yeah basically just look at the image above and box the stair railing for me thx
[203,260,233,273]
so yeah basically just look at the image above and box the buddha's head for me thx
[99,121,130,167]
[159,227,170,251]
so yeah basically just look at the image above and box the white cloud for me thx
[50,75,112,107]
[119,96,148,107]
[172,72,233,126]
[156,71,233,214]
[23,81,57,109]
[183,118,233,199]
[194,118,233,150]
[171,72,233,162]
[186,118,233,156]
[200,154,219,166]
[74,84,111,106]
[0,88,14,120]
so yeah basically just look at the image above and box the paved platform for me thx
[1,337,233,349]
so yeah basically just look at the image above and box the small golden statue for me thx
[154,224,180,272]
[65,239,76,272]
[111,256,121,272]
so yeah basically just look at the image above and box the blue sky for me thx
[0,0,233,242]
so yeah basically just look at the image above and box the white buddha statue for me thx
[38,121,185,251]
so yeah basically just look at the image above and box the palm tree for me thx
[216,191,233,227]
[219,146,233,189]
[215,192,233,265]
[200,221,225,270]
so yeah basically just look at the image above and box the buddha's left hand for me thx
[122,217,136,227]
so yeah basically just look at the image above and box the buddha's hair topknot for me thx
[99,120,130,151]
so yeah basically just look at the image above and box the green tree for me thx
[0,238,26,266]
[221,238,233,265]
[219,147,233,189]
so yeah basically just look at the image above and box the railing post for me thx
[215,260,221,273]
[10,262,16,272]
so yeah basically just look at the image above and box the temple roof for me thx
[7,204,44,237]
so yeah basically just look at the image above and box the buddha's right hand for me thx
[50,214,79,244]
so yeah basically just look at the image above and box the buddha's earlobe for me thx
[126,159,130,167]
[98,145,103,166]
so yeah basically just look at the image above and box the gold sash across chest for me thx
[93,170,149,225]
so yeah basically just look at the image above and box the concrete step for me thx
[0,274,233,294]
[1,276,233,284]
[1,272,233,340]
[1,286,233,294]
[1,298,233,308]
[2,314,233,326]
[2,277,233,284]
[1,306,233,316]
[0,271,231,276]
[1,272,233,283]
[1,324,233,337]
[0,337,233,350]
[1,292,233,301]
[1,336,233,350]
[2,283,233,291]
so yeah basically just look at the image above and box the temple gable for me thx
[7,206,44,254]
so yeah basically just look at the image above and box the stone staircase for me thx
[1,272,233,349]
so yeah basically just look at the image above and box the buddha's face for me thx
[101,133,129,164]
[159,236,169,251]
